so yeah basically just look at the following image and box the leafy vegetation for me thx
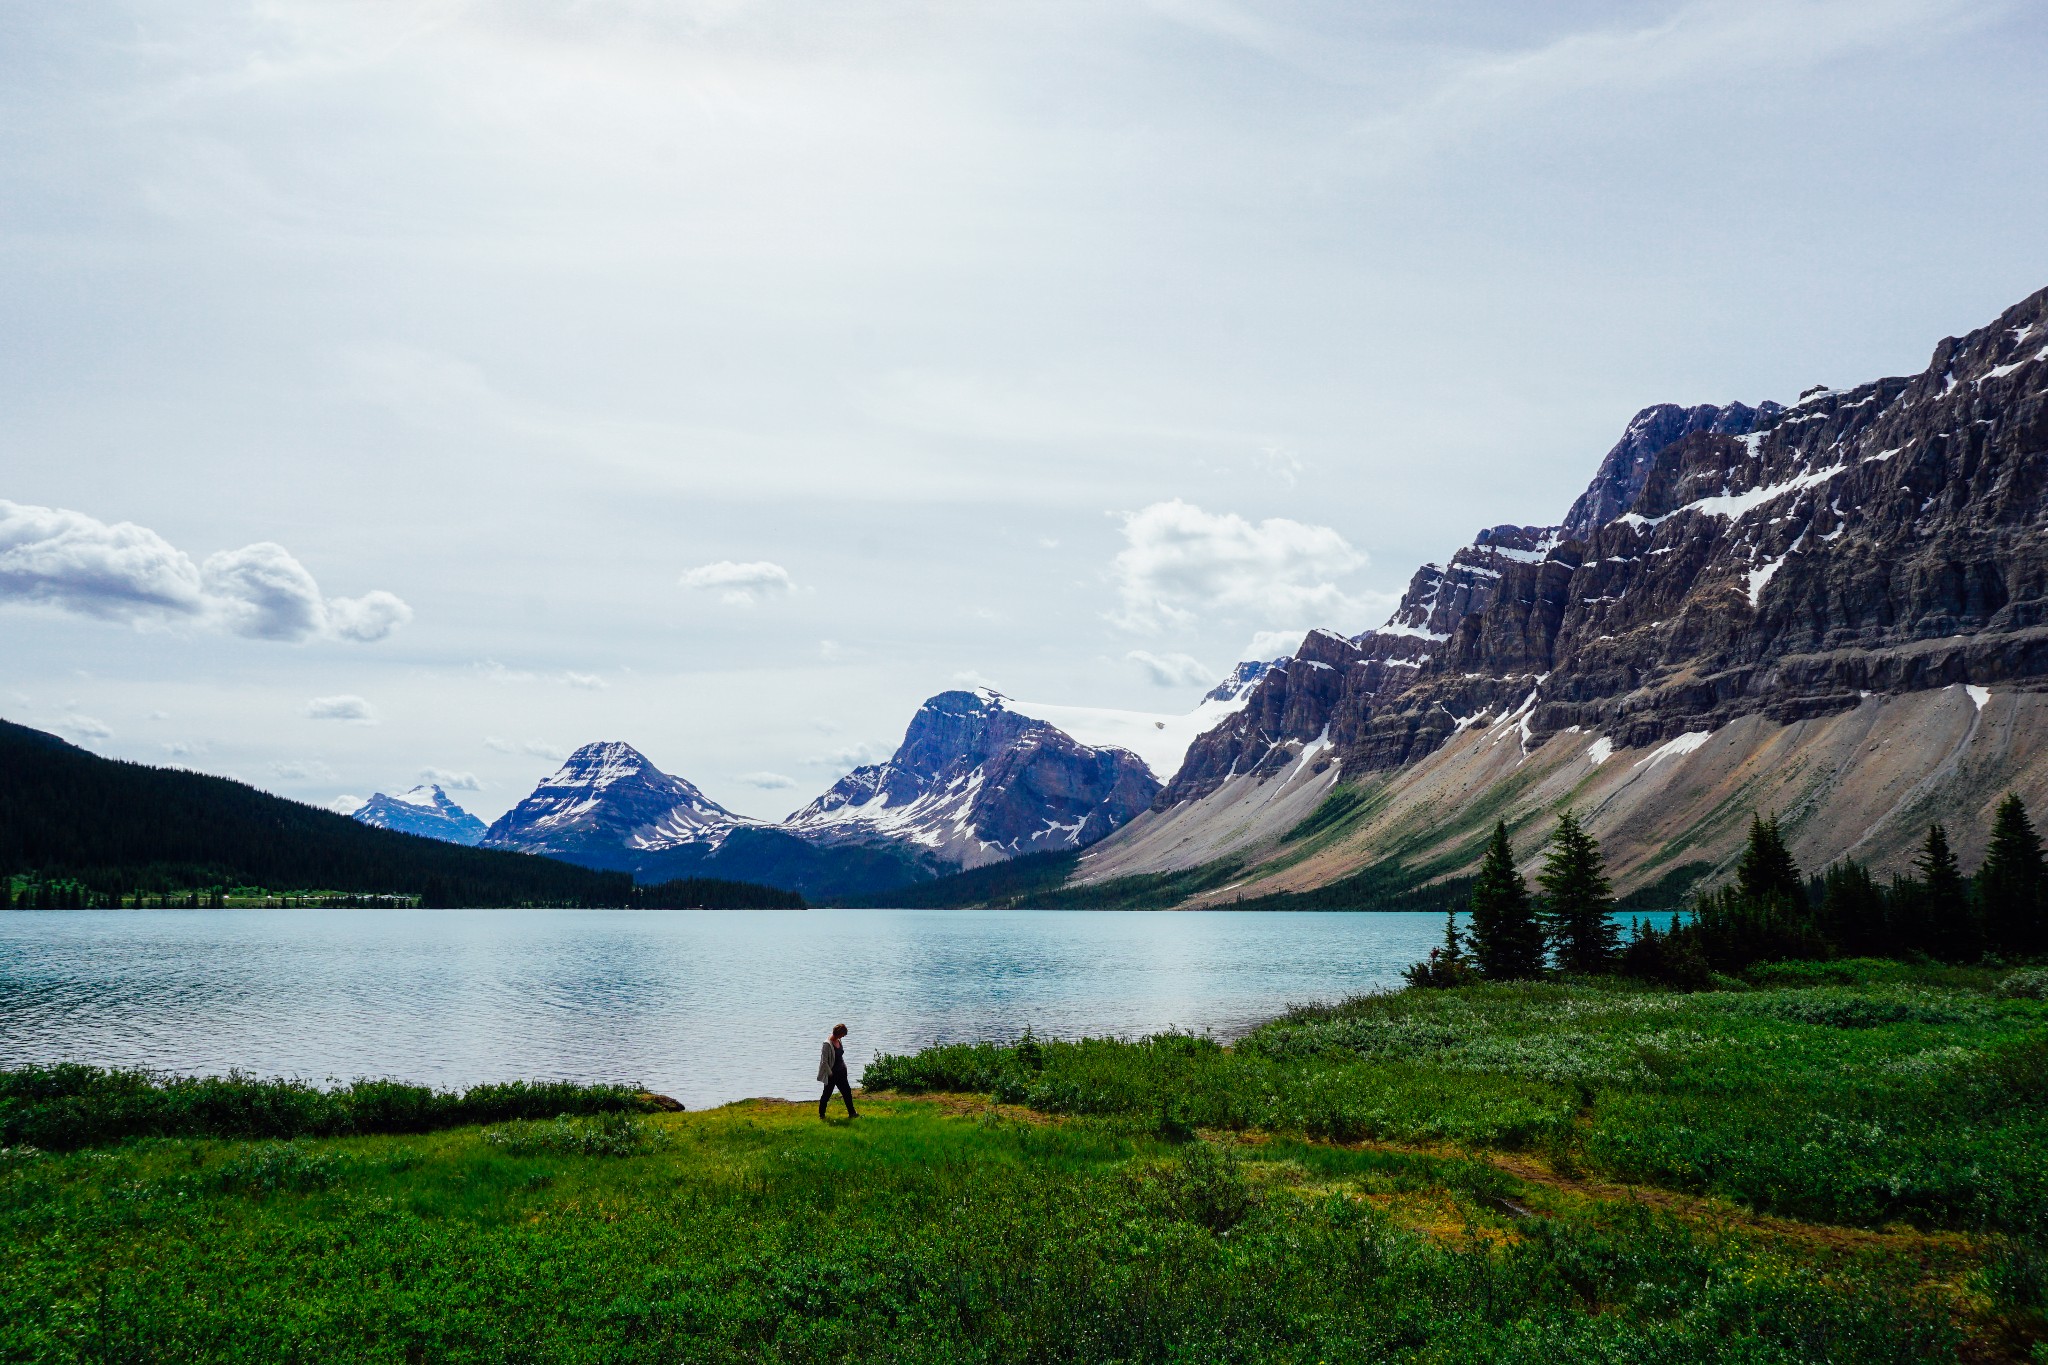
[0,1090,1990,1362]
[0,1066,663,1151]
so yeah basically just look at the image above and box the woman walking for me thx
[818,1023,857,1120]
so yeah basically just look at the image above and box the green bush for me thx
[0,1065,659,1150]
[1998,968,2048,1000]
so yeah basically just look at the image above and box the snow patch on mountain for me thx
[353,783,487,846]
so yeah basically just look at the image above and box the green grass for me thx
[5,965,2044,1361]
[0,1098,1980,1363]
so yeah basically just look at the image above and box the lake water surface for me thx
[0,908,1452,1110]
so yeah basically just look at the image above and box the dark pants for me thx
[820,1070,857,1119]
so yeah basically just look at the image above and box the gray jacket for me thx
[818,1040,842,1084]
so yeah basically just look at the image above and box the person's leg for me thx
[835,1074,858,1118]
[819,1081,834,1119]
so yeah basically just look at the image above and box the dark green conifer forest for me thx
[0,719,800,909]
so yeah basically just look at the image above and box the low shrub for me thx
[0,1065,658,1150]
[1996,968,2048,1001]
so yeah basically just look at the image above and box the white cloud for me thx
[326,591,414,643]
[1126,650,1213,687]
[738,771,798,790]
[805,739,891,772]
[271,760,335,781]
[1110,499,1366,634]
[305,695,378,724]
[1240,629,1307,662]
[484,735,572,762]
[1353,0,1985,171]
[679,560,796,605]
[328,794,368,815]
[420,767,481,790]
[54,713,114,744]
[0,501,410,643]
[162,740,195,758]
[476,660,537,684]
[1256,446,1304,489]
[950,669,999,689]
[563,671,607,690]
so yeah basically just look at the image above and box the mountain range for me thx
[352,690,1168,899]
[355,287,2048,908]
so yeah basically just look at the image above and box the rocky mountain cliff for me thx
[786,689,1160,868]
[1082,286,2048,900]
[351,784,486,846]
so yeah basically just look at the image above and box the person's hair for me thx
[832,1023,848,1038]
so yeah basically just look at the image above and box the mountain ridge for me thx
[1075,285,2048,903]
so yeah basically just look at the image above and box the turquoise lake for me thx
[0,907,1460,1109]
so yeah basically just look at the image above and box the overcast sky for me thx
[3,0,2044,821]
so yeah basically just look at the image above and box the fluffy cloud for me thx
[738,771,798,790]
[328,795,368,815]
[679,560,796,605]
[563,671,607,690]
[305,695,378,724]
[1110,500,1366,633]
[1240,629,1307,663]
[421,767,482,790]
[1126,650,1213,687]
[0,501,410,643]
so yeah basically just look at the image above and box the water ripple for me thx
[0,907,1447,1108]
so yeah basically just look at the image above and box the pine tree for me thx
[1468,822,1545,979]
[1538,810,1618,973]
[1977,793,2045,957]
[1816,860,1886,957]
[1913,823,1974,961]
[1735,814,1805,907]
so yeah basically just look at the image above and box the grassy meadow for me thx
[4,962,2045,1362]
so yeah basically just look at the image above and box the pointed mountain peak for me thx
[352,784,486,847]
[550,740,657,785]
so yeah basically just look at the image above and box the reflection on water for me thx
[0,908,1449,1110]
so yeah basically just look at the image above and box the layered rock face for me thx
[1090,287,2048,894]
[786,689,1160,868]
[351,784,486,846]
[1169,289,2048,799]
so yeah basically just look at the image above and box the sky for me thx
[2,0,2044,822]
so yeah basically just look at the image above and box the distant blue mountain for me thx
[352,784,487,846]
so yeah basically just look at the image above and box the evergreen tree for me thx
[1977,793,2045,957]
[1815,860,1886,957]
[1694,814,1822,970]
[1538,810,1618,973]
[1402,906,1475,988]
[1735,814,1805,907]
[1467,822,1545,979]
[1913,823,1974,961]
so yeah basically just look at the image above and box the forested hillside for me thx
[0,719,798,908]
